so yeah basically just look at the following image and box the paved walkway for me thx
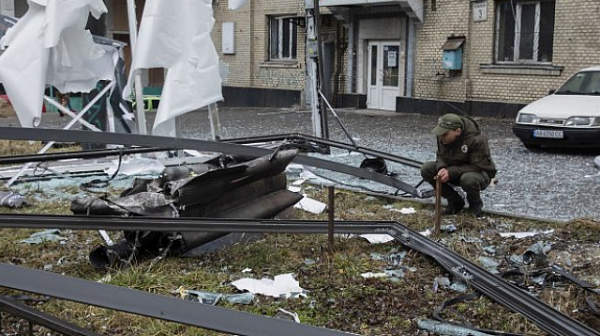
[2,107,599,221]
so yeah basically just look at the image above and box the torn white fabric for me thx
[228,0,249,10]
[384,205,416,214]
[0,0,112,128]
[293,195,327,214]
[359,234,395,244]
[231,273,306,299]
[398,207,416,214]
[287,185,302,193]
[361,272,388,279]
[420,228,432,237]
[124,0,223,137]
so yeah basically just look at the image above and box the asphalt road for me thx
[2,107,599,221]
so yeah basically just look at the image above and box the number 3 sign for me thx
[473,1,487,22]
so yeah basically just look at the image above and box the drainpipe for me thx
[126,0,147,135]
[314,0,329,140]
[345,15,354,93]
[464,0,474,112]
[249,0,255,87]
[333,21,346,104]
[405,17,416,98]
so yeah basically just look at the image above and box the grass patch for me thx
[0,186,597,334]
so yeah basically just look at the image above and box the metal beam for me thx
[0,296,101,336]
[0,263,353,336]
[0,127,421,196]
[0,213,598,336]
[223,133,423,168]
[0,147,167,165]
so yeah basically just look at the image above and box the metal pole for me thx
[208,103,222,140]
[305,0,323,138]
[43,97,102,132]
[318,90,357,149]
[328,185,334,253]
[126,0,147,135]
[314,0,329,140]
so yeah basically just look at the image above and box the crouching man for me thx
[420,113,497,217]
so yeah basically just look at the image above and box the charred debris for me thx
[75,149,302,268]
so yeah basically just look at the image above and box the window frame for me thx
[269,15,299,61]
[495,0,553,65]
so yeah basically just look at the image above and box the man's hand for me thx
[437,168,449,183]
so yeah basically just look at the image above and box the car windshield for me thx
[555,71,600,95]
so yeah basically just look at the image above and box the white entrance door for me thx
[367,41,403,110]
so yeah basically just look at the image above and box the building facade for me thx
[210,0,423,110]
[212,0,308,107]
[2,0,598,118]
[212,0,599,118]
[406,0,600,118]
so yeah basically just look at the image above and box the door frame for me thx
[366,40,403,110]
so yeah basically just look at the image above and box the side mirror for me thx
[548,89,556,95]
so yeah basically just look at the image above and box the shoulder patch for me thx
[461,144,468,153]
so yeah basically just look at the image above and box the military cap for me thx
[432,113,464,136]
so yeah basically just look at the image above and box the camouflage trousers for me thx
[420,161,490,204]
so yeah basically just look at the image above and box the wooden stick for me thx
[328,186,335,254]
[434,176,442,236]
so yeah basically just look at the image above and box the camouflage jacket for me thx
[435,116,497,179]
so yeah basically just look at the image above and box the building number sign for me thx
[473,1,487,22]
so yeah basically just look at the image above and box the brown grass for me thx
[0,186,597,335]
[0,99,16,118]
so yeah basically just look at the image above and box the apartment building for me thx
[2,0,598,118]
[407,0,600,118]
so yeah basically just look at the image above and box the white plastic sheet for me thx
[293,195,327,214]
[359,234,395,244]
[231,273,306,299]
[0,0,113,127]
[125,0,223,137]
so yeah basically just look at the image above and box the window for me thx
[269,16,298,61]
[495,1,555,63]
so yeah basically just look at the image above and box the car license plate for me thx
[533,130,564,139]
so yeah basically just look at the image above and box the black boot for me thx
[467,199,484,217]
[441,198,465,215]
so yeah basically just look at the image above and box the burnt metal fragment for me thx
[80,150,302,268]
